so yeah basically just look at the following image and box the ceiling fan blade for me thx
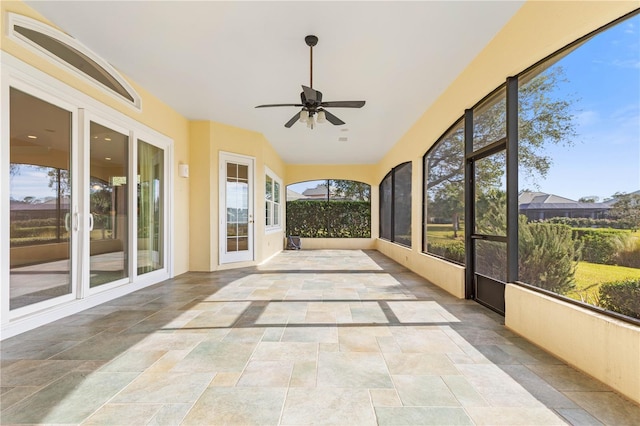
[284,111,301,128]
[256,103,303,108]
[302,85,322,103]
[320,100,366,108]
[322,109,345,126]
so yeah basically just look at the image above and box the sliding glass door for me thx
[4,83,170,319]
[137,140,164,275]
[88,121,129,288]
[8,87,75,310]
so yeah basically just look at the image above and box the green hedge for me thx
[427,241,465,264]
[547,217,634,230]
[599,278,640,319]
[10,225,58,238]
[572,228,629,265]
[286,200,371,238]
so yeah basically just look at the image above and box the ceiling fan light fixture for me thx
[255,35,365,129]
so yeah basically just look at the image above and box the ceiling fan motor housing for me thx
[305,35,318,47]
[255,34,364,128]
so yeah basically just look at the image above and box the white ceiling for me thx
[25,1,524,165]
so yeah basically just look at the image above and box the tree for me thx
[578,196,599,203]
[426,66,577,209]
[330,180,370,201]
[608,192,640,231]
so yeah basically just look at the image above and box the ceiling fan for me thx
[255,35,365,129]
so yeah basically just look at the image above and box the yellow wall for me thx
[373,0,640,404]
[506,285,640,405]
[1,0,191,275]
[375,1,639,294]
[189,121,285,271]
[285,164,377,186]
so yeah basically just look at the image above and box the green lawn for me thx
[567,261,640,305]
[426,223,464,245]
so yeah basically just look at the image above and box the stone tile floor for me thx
[1,250,639,425]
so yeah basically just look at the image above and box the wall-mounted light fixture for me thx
[178,163,189,178]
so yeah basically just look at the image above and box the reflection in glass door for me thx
[220,153,254,264]
[9,88,74,310]
[137,140,163,275]
[89,122,128,288]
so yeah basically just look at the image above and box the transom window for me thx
[8,13,141,109]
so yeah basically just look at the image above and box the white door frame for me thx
[219,152,255,264]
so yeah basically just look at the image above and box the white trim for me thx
[1,52,173,339]
[82,111,133,297]
[219,152,255,264]
[6,13,141,110]
[5,80,81,321]
[264,166,283,233]
[0,61,10,325]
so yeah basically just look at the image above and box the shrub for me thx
[613,238,640,269]
[10,225,58,238]
[546,217,633,229]
[286,200,371,238]
[519,220,581,295]
[572,228,629,265]
[427,241,465,264]
[599,279,640,319]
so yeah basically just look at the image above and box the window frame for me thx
[264,167,282,233]
[422,118,466,265]
[7,13,141,110]
[379,162,412,247]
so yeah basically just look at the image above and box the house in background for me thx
[518,191,611,221]
[301,184,331,200]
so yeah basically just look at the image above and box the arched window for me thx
[8,13,141,109]
[286,180,371,238]
[379,163,412,246]
[423,119,465,264]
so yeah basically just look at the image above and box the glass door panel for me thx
[89,121,128,288]
[226,163,249,254]
[9,88,73,309]
[471,150,507,314]
[137,140,163,275]
[220,154,254,263]
[474,152,506,237]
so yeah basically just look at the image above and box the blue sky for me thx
[521,14,640,201]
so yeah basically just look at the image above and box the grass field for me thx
[567,261,640,305]
[426,223,464,244]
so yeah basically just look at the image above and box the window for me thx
[379,162,412,246]
[8,13,140,108]
[515,12,640,320]
[286,180,371,238]
[265,169,282,231]
[380,173,392,241]
[424,119,465,264]
[138,140,164,275]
